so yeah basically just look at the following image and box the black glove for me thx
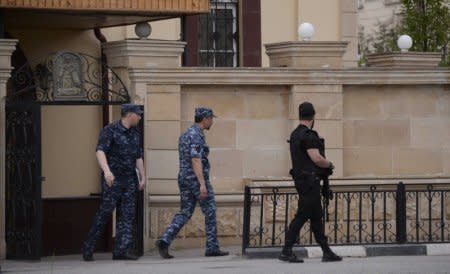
[329,161,334,169]
[326,167,334,176]
[326,162,334,176]
[321,187,334,200]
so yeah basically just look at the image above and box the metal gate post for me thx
[242,186,251,255]
[396,182,407,243]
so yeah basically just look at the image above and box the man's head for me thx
[298,102,315,128]
[121,103,143,127]
[194,107,216,130]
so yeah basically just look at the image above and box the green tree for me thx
[400,0,450,64]
[358,19,400,66]
[371,20,399,53]
[365,0,450,65]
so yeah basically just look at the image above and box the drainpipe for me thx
[94,28,115,253]
[0,10,5,38]
[94,28,109,127]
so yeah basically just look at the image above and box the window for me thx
[358,0,365,9]
[383,0,401,6]
[198,0,239,67]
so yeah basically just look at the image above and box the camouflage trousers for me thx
[159,179,220,253]
[83,175,137,255]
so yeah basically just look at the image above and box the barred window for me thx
[198,0,239,67]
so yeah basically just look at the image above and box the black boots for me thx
[82,251,94,262]
[155,240,174,259]
[205,250,230,257]
[278,248,304,263]
[322,250,342,262]
[112,253,139,260]
[82,246,94,262]
[279,245,342,263]
[319,241,342,262]
[83,244,139,261]
[156,240,229,259]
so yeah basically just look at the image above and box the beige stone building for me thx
[357,0,402,41]
[0,0,449,260]
[142,0,359,67]
[357,0,450,56]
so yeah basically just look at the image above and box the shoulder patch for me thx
[195,146,202,153]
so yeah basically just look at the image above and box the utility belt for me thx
[289,169,323,194]
[290,169,324,181]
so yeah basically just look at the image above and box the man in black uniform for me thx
[279,102,342,263]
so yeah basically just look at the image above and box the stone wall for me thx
[130,67,450,250]
[148,84,291,248]
[149,195,244,249]
[343,85,450,177]
[181,85,290,189]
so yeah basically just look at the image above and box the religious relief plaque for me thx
[53,51,87,101]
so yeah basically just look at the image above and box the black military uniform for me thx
[279,102,342,263]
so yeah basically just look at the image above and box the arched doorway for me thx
[5,48,143,259]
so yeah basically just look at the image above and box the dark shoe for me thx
[155,240,174,259]
[278,252,304,263]
[112,253,139,260]
[205,250,229,257]
[82,252,94,262]
[82,246,94,262]
[322,251,342,262]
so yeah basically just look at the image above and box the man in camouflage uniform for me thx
[82,104,146,261]
[156,107,229,259]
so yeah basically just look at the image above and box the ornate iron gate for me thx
[5,50,143,259]
[7,51,129,104]
[5,102,42,259]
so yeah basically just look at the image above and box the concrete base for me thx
[366,52,442,67]
[306,245,366,258]
[245,247,307,259]
[425,244,450,256]
[365,244,426,257]
[243,243,450,259]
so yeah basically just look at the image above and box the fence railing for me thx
[242,182,450,254]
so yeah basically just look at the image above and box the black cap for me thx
[195,107,216,119]
[298,102,315,120]
[121,104,144,115]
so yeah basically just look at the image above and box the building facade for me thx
[0,0,449,259]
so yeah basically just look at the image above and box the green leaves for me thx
[361,0,450,66]
[400,0,450,55]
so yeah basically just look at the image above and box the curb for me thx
[244,243,450,259]
[244,247,308,259]
[365,244,426,257]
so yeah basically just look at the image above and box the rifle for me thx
[287,137,333,220]
[319,138,333,221]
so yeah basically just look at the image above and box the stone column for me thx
[265,41,346,177]
[103,39,186,252]
[289,85,344,177]
[103,39,186,104]
[340,0,359,68]
[0,39,18,259]
[265,41,348,69]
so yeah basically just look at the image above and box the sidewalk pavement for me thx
[1,245,450,274]
[244,243,450,259]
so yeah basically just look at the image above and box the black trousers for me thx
[283,182,330,252]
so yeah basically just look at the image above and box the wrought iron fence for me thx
[242,182,450,254]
